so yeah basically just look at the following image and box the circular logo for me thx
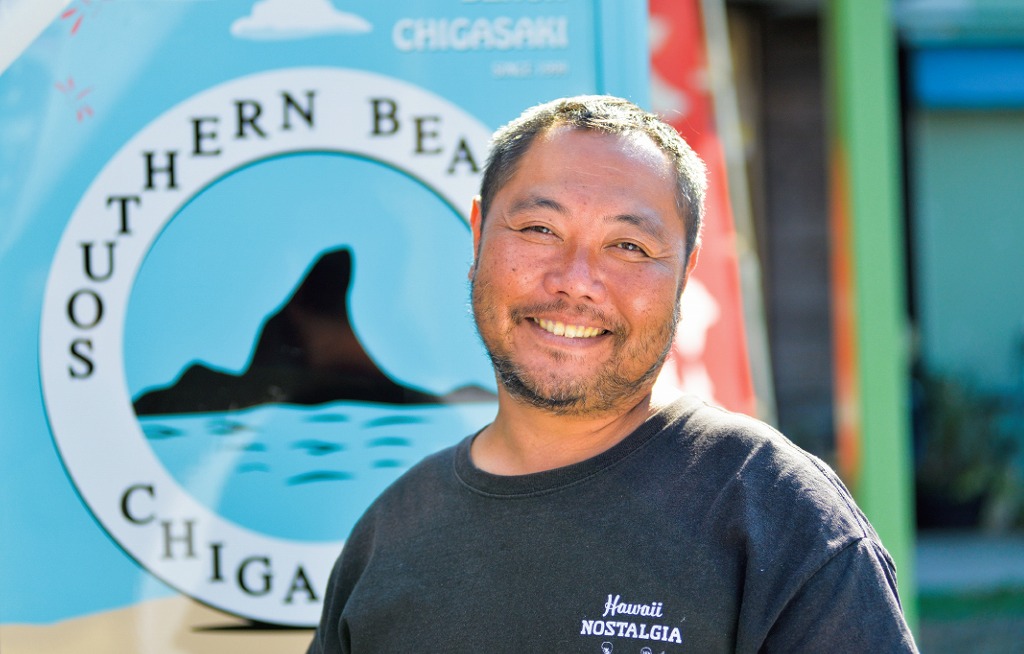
[40,68,494,626]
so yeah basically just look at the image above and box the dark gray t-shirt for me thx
[309,395,917,653]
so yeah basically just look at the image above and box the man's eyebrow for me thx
[609,212,669,241]
[507,195,569,216]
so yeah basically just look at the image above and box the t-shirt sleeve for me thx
[307,553,345,654]
[306,513,376,654]
[760,537,919,652]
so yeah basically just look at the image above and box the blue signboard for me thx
[0,0,648,648]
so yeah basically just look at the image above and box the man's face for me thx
[470,126,694,416]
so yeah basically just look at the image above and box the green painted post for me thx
[825,0,918,631]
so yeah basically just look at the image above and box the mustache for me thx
[508,299,616,327]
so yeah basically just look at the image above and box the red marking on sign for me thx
[54,76,96,122]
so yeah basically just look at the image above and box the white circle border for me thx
[39,67,490,626]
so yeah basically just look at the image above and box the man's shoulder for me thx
[658,396,875,540]
[665,395,844,483]
[375,437,463,499]
[349,435,471,534]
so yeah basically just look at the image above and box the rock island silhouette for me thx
[134,247,494,415]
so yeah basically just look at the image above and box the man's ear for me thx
[469,196,483,279]
[684,241,701,281]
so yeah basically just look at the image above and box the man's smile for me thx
[531,317,608,339]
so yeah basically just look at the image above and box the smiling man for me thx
[308,96,918,653]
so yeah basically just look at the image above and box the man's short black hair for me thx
[479,95,708,258]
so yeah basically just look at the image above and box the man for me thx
[308,96,917,652]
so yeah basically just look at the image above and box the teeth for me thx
[534,318,604,339]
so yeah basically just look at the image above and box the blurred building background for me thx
[717,0,1024,649]
[716,0,1024,531]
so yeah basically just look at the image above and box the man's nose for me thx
[543,243,607,303]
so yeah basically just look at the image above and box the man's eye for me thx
[523,225,553,235]
[616,242,646,254]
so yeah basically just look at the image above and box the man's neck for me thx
[469,389,659,476]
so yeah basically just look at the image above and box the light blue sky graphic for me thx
[126,153,494,398]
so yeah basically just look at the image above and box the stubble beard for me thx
[470,276,681,417]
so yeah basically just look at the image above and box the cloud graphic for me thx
[231,0,371,40]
